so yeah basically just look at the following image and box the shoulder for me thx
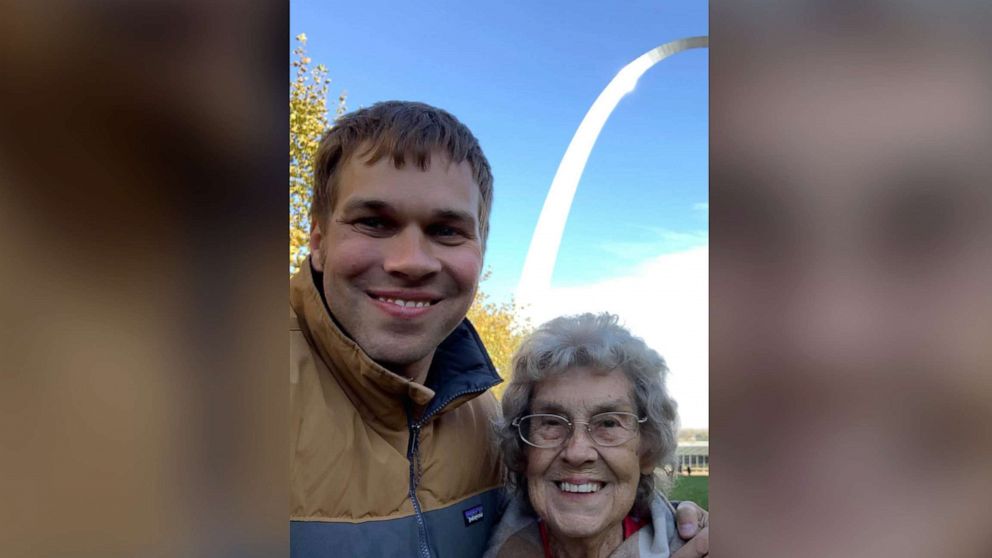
[483,493,543,558]
[289,305,311,385]
[472,388,502,416]
[635,491,684,558]
[290,305,300,331]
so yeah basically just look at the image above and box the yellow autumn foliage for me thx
[290,33,346,275]
[467,272,532,400]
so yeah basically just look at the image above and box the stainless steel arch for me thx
[515,36,708,307]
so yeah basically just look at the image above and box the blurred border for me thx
[0,1,289,556]
[711,1,992,557]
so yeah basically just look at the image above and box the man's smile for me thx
[366,289,443,318]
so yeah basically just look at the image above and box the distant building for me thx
[676,441,709,475]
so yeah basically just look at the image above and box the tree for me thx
[467,272,532,399]
[290,33,346,275]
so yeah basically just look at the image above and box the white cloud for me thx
[597,228,708,260]
[520,246,709,428]
[693,202,709,212]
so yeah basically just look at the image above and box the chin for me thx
[369,348,427,365]
[539,501,616,540]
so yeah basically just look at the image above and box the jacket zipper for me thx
[405,381,500,558]
[407,423,431,558]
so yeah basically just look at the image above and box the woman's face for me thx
[525,367,649,541]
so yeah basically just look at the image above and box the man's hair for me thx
[495,313,680,517]
[311,100,494,248]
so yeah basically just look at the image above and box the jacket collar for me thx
[290,259,501,426]
[484,491,682,558]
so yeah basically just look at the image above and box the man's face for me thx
[309,152,483,379]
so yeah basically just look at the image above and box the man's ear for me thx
[309,222,324,272]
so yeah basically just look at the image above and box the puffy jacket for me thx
[483,490,684,558]
[290,263,505,557]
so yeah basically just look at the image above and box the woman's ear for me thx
[639,447,656,475]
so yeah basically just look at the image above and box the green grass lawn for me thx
[668,475,708,511]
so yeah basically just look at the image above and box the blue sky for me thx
[291,1,708,427]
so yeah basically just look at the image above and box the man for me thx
[290,101,708,557]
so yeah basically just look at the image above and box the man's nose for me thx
[559,425,598,465]
[382,227,442,279]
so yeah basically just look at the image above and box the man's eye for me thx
[357,217,384,228]
[429,224,464,239]
[353,217,392,233]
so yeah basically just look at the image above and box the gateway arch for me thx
[515,36,708,308]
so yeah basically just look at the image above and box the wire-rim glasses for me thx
[512,412,647,448]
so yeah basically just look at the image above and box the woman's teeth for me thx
[557,481,602,493]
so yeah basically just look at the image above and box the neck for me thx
[385,353,434,386]
[548,524,623,558]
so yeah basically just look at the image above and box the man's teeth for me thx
[557,481,602,494]
[377,297,432,308]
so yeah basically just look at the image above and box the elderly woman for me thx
[485,313,684,558]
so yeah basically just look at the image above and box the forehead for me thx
[530,367,635,414]
[335,150,480,212]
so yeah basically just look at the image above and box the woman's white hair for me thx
[494,312,679,516]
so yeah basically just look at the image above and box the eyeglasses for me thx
[512,412,647,448]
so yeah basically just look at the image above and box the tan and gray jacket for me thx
[290,263,504,557]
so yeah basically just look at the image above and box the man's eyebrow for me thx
[336,201,475,225]
[432,209,477,225]
[339,198,392,213]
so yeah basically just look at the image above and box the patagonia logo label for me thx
[463,505,484,526]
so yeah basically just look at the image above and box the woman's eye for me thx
[594,415,630,429]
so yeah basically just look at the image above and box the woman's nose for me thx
[559,424,598,465]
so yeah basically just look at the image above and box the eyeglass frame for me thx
[511,412,648,449]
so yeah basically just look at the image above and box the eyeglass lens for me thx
[519,413,640,447]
